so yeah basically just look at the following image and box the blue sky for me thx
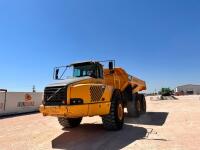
[0,0,200,92]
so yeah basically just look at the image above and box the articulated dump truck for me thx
[40,60,146,130]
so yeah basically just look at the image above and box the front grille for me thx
[43,86,67,105]
[90,86,105,102]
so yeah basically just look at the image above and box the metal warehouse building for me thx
[175,84,200,95]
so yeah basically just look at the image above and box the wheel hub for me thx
[117,103,124,120]
[136,100,141,112]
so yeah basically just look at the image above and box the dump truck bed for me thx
[128,75,146,92]
[104,68,146,93]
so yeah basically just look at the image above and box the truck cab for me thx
[72,61,104,79]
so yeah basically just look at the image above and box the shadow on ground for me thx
[150,96,178,101]
[52,124,147,150]
[160,96,178,100]
[125,112,168,126]
[0,111,39,120]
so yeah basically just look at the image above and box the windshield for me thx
[54,64,96,80]
[73,65,95,77]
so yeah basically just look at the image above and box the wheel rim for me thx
[136,100,141,112]
[117,103,123,120]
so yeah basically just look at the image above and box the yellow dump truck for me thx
[40,60,146,130]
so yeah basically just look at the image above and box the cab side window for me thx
[97,67,103,78]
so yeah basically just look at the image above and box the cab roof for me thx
[70,61,102,67]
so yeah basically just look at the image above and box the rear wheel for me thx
[127,94,141,117]
[102,90,124,130]
[139,94,146,114]
[58,117,82,128]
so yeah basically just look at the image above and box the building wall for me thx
[176,85,200,95]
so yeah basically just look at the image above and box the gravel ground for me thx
[0,95,200,150]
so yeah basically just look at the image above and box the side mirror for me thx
[109,61,114,74]
[55,69,59,79]
[109,61,113,70]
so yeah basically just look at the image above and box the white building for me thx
[175,84,200,95]
[0,89,43,116]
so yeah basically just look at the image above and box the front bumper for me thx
[39,102,111,118]
[39,105,89,118]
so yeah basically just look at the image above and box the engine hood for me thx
[46,76,91,87]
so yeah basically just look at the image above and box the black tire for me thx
[58,117,82,128]
[102,90,124,130]
[139,94,146,114]
[127,94,141,117]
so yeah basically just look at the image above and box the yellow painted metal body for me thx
[40,67,146,118]
[40,102,111,118]
[104,68,146,93]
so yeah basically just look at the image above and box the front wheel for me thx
[58,117,82,128]
[102,90,124,130]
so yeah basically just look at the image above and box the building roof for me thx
[177,84,200,88]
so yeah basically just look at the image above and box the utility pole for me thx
[32,85,36,92]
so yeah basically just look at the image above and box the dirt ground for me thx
[0,95,200,150]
